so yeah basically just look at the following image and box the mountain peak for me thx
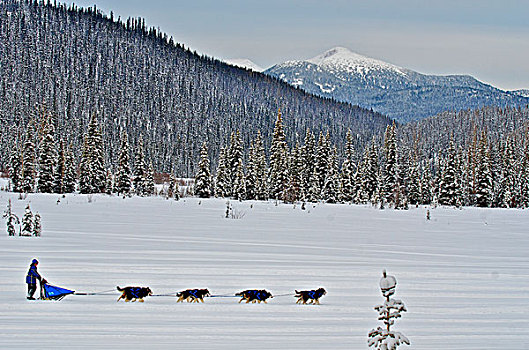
[305,47,406,75]
[224,58,263,72]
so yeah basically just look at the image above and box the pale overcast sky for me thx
[68,0,529,90]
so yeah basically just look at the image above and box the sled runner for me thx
[40,283,75,301]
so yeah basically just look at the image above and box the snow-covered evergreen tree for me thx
[323,147,340,203]
[37,118,57,193]
[314,132,331,197]
[54,141,66,194]
[79,114,106,194]
[284,142,302,203]
[3,199,19,236]
[33,213,42,237]
[300,129,316,200]
[215,146,228,198]
[22,121,37,193]
[268,109,288,200]
[340,130,355,202]
[382,124,398,207]
[245,139,257,200]
[21,204,33,236]
[9,143,23,192]
[234,161,246,201]
[361,140,380,204]
[115,132,132,195]
[133,136,148,196]
[406,149,421,206]
[368,270,410,350]
[475,134,493,207]
[438,140,458,206]
[63,145,76,193]
[227,131,243,197]
[146,163,155,196]
[500,137,518,208]
[167,174,176,199]
[253,131,268,201]
[195,142,212,198]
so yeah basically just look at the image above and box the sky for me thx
[67,0,529,91]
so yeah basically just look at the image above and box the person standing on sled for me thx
[26,259,46,300]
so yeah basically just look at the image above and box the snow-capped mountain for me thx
[510,89,529,98]
[224,58,263,72]
[265,47,529,123]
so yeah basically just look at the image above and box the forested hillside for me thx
[0,0,391,176]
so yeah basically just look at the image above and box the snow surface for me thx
[1,190,529,349]
[224,58,264,72]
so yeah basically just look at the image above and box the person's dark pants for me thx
[27,284,37,299]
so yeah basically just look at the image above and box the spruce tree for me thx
[406,149,421,206]
[133,136,148,196]
[475,134,493,207]
[340,130,355,202]
[501,137,518,208]
[146,163,155,196]
[368,270,410,350]
[361,140,380,204]
[215,146,228,197]
[79,114,106,194]
[89,114,107,193]
[9,144,23,192]
[3,199,19,236]
[22,121,37,193]
[63,145,76,193]
[115,132,132,195]
[245,138,257,200]
[268,109,288,200]
[315,132,331,197]
[253,131,268,200]
[195,142,212,198]
[382,124,398,207]
[78,138,92,194]
[168,174,176,199]
[21,204,33,236]
[323,147,340,203]
[227,131,243,197]
[300,129,316,200]
[54,141,66,194]
[37,119,57,193]
[438,140,458,206]
[33,213,42,237]
[234,161,246,200]
[285,143,302,203]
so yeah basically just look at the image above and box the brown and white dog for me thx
[176,289,210,303]
[235,289,273,304]
[295,288,326,305]
[116,286,153,302]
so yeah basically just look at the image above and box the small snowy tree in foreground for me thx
[368,270,410,350]
[33,213,42,237]
[21,204,34,236]
[3,199,19,236]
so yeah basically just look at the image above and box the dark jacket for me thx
[26,264,42,285]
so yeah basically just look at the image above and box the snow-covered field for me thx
[1,190,528,349]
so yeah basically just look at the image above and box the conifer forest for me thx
[2,0,529,209]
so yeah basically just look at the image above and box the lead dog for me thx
[116,286,153,302]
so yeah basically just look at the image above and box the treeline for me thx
[0,0,391,177]
[7,108,529,209]
[194,110,529,208]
